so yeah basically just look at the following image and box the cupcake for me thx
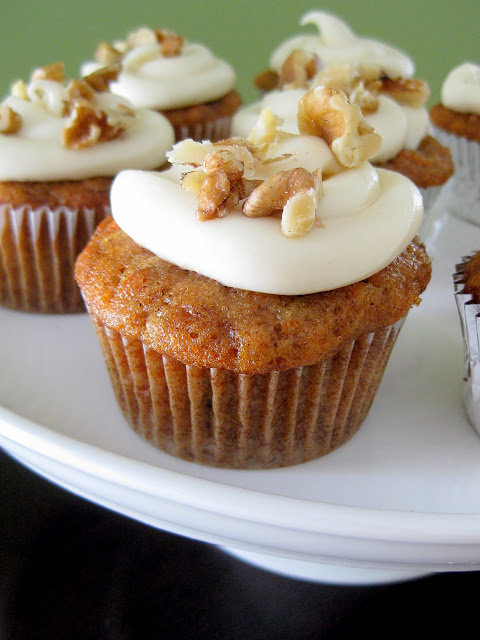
[0,62,174,313]
[81,26,241,143]
[454,252,480,435]
[430,62,480,224]
[75,90,431,469]
[235,11,453,214]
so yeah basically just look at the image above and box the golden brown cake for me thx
[0,62,174,313]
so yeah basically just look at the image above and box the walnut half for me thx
[297,87,381,167]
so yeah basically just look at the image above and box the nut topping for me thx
[0,104,22,134]
[297,87,381,167]
[380,77,430,108]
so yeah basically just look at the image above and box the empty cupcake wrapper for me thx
[0,203,109,313]
[454,254,480,435]
[89,314,405,468]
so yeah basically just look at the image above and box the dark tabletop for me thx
[1,447,479,640]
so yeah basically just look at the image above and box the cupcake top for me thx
[268,11,415,80]
[0,62,174,181]
[441,62,480,114]
[233,62,431,164]
[81,26,236,111]
[110,89,423,295]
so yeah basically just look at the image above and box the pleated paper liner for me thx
[454,253,480,436]
[0,204,109,313]
[173,115,234,143]
[432,127,480,225]
[90,314,405,469]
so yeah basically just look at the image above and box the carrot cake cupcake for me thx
[81,26,241,142]
[234,11,453,214]
[430,62,480,224]
[0,62,174,313]
[75,90,431,469]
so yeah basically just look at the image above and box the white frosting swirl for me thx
[441,62,480,114]
[82,41,236,110]
[0,79,175,181]
[231,89,430,163]
[110,135,423,295]
[270,11,415,80]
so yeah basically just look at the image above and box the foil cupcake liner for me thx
[454,254,480,435]
[0,203,109,313]
[89,314,405,469]
[174,115,233,142]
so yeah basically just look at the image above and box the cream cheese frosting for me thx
[82,36,236,111]
[441,62,480,114]
[269,11,415,80]
[231,89,430,163]
[110,133,423,295]
[0,77,175,181]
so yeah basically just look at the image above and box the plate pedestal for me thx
[222,547,432,585]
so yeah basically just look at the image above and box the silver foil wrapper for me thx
[454,253,480,435]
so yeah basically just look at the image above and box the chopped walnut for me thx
[62,100,124,149]
[0,104,22,134]
[313,63,381,114]
[380,77,430,108]
[279,49,319,88]
[10,80,28,101]
[243,167,320,216]
[197,171,232,221]
[155,29,183,57]
[65,79,96,104]
[297,87,381,167]
[83,64,121,92]
[31,62,66,83]
[95,42,123,66]
[254,69,280,92]
[247,107,283,151]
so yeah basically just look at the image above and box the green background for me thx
[0,0,478,106]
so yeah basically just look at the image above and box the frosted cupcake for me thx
[76,89,431,469]
[430,62,480,224]
[454,252,480,435]
[0,62,174,313]
[81,26,241,142]
[235,11,453,214]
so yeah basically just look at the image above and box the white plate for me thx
[2,204,480,585]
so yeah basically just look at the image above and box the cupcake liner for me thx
[419,184,445,216]
[431,127,480,224]
[173,115,233,143]
[454,254,480,436]
[0,203,109,313]
[89,313,405,469]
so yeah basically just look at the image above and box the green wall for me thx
[1,0,478,106]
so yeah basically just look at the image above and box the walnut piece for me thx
[313,63,381,114]
[10,80,28,101]
[0,104,22,134]
[62,100,124,149]
[155,29,184,57]
[95,42,123,66]
[254,69,280,92]
[380,77,430,108]
[279,49,318,88]
[83,64,121,92]
[297,87,381,167]
[243,167,320,214]
[31,62,66,83]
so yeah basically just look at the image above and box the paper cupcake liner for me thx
[174,115,233,142]
[0,203,110,313]
[419,184,445,216]
[89,314,405,469]
[454,254,480,436]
